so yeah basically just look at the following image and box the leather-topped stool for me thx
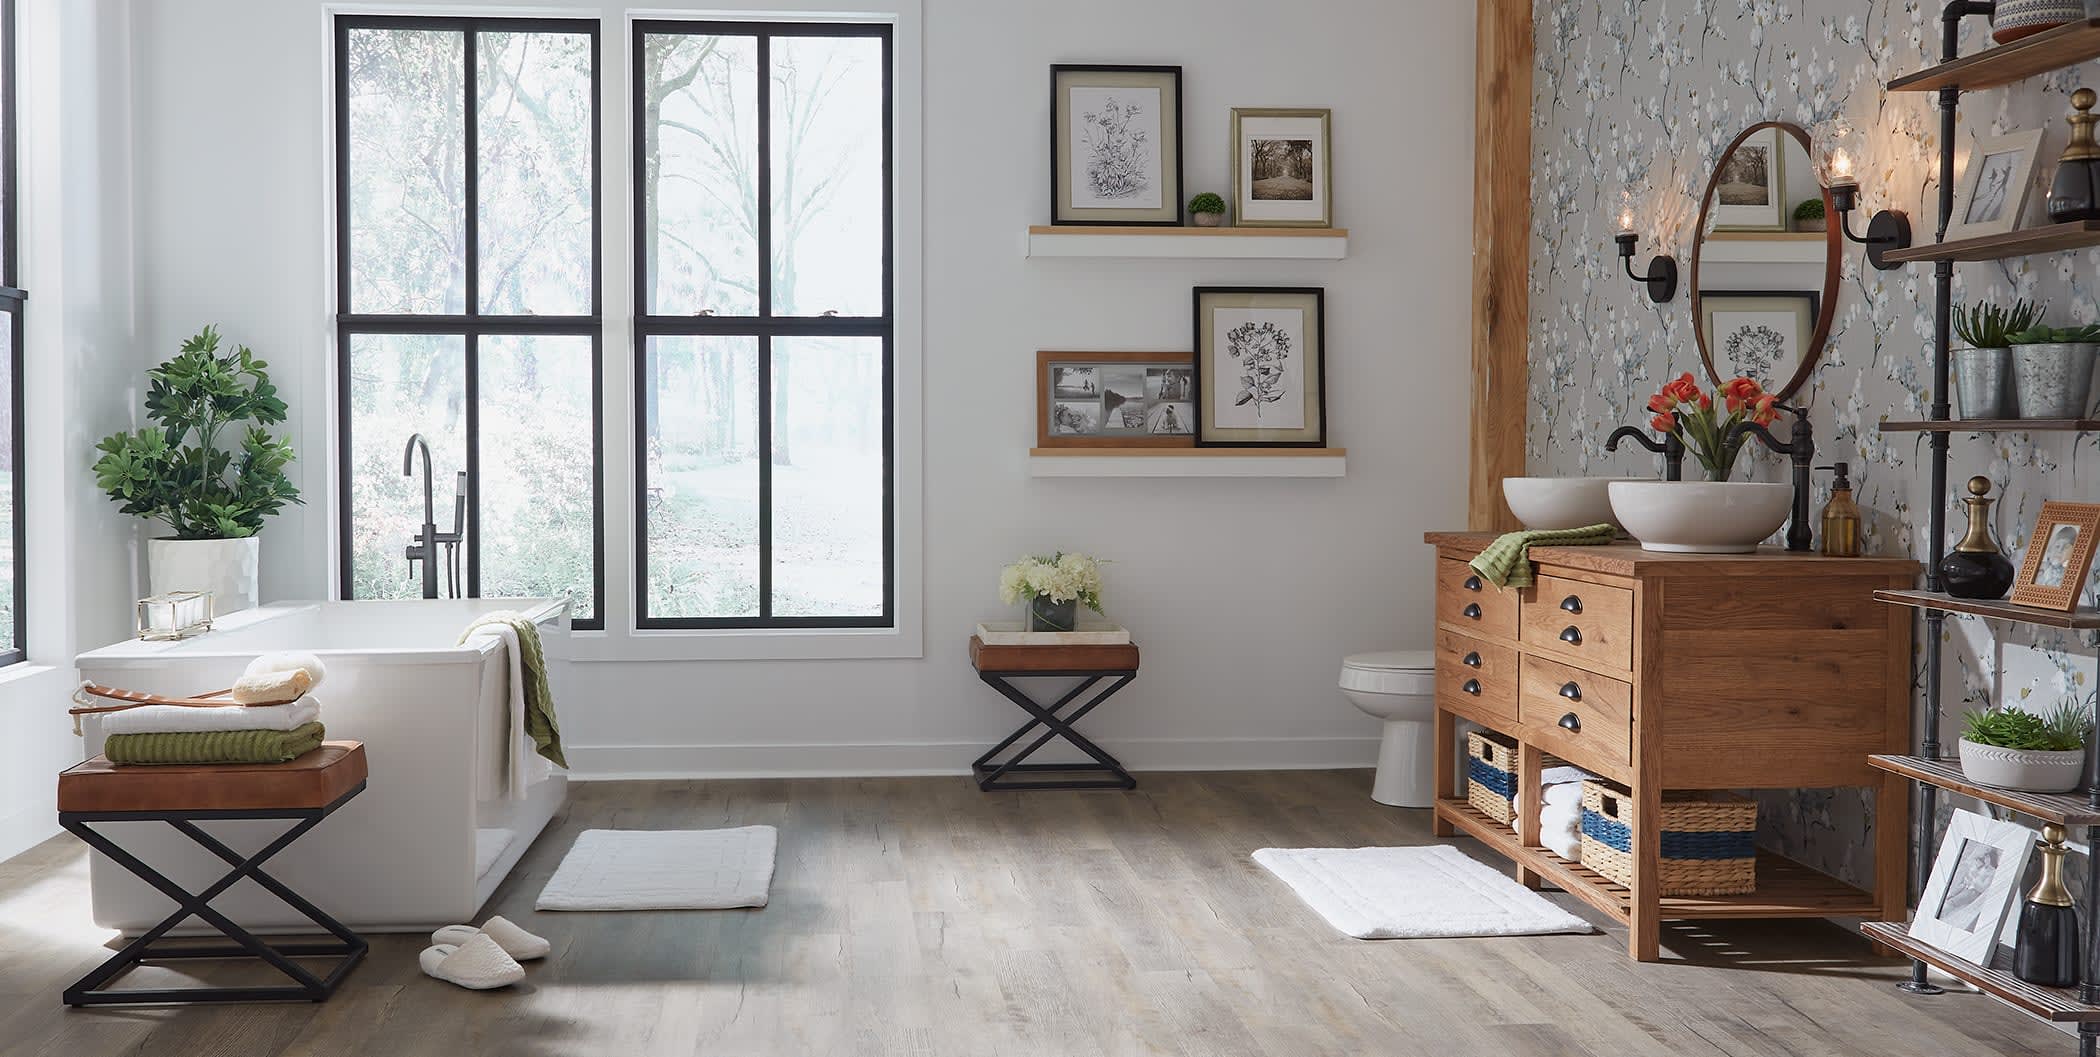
[56,741,369,1006]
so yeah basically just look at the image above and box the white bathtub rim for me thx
[76,597,567,669]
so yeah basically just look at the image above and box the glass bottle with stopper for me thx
[2048,87,2100,223]
[2014,823,2081,988]
[1940,476,2016,600]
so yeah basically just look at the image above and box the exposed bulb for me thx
[1831,148,1854,181]
[1619,208,1635,232]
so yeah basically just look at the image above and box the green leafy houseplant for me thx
[2008,323,2100,345]
[1187,192,1226,215]
[1953,299,2045,348]
[1792,197,1825,222]
[1961,703,2092,752]
[93,326,302,539]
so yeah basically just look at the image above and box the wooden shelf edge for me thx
[1029,447,1346,457]
[1889,19,2100,92]
[1882,220,2100,263]
[1874,589,2100,630]
[1027,224,1349,238]
[1861,921,2100,1022]
[1878,417,2100,433]
[1867,755,2100,826]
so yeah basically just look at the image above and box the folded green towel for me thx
[1467,524,1617,589]
[460,612,566,769]
[105,722,326,766]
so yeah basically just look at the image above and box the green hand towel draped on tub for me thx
[459,612,567,769]
[1467,524,1617,590]
[105,722,326,766]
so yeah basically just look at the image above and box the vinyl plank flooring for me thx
[0,770,2077,1057]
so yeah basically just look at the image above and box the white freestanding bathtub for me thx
[73,598,571,934]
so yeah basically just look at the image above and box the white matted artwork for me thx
[1232,108,1332,227]
[1908,809,2036,963]
[1192,287,1326,447]
[1946,128,2044,242]
[1050,65,1182,225]
[1699,290,1819,394]
[1711,126,1787,231]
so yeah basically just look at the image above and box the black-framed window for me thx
[334,15,604,628]
[0,0,24,667]
[633,21,893,628]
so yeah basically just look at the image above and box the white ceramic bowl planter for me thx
[1606,481,1792,553]
[1501,477,1633,531]
[1957,738,2088,793]
[148,536,262,614]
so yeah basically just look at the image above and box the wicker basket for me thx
[1578,782,1757,896]
[1465,730,1521,825]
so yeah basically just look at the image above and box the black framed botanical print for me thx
[1050,64,1183,226]
[1191,287,1326,447]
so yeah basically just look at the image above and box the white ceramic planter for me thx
[1501,477,1634,531]
[1958,737,2087,793]
[148,536,261,615]
[1607,480,1792,553]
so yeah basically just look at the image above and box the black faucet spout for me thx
[1605,415,1685,481]
[1724,404,1816,552]
[401,433,441,599]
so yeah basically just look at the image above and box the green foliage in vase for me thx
[1961,702,2093,752]
[1952,299,2045,348]
[1792,197,1825,221]
[2008,323,2100,345]
[1187,192,1226,215]
[92,326,302,540]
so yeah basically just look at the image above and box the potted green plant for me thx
[1959,702,2093,792]
[1951,299,2043,419]
[93,326,300,613]
[2007,322,2100,419]
[1188,192,1227,228]
[1791,197,1826,232]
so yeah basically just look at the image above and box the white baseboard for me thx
[0,803,60,864]
[563,736,1380,781]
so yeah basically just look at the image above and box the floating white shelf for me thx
[1699,230,1829,264]
[1028,447,1348,478]
[1024,225,1349,260]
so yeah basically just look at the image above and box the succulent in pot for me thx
[2007,322,2100,420]
[1187,192,1227,227]
[1958,703,2093,793]
[1950,299,2042,419]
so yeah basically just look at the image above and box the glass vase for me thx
[1027,596,1079,632]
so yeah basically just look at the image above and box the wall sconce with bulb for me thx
[1819,141,1913,271]
[1615,204,1678,303]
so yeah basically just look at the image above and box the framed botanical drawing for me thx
[1946,128,2045,242]
[1191,287,1326,447]
[2011,500,2100,611]
[1697,290,1820,399]
[1230,107,1332,228]
[1050,65,1183,226]
[1909,809,2036,964]
[1711,125,1787,232]
[1036,351,1195,448]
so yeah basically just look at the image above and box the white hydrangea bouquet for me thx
[998,552,1105,632]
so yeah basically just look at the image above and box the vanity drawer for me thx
[1434,630,1516,727]
[1436,558,1518,640]
[1518,654,1632,775]
[1521,573,1634,673]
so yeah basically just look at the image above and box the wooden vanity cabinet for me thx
[1424,532,1917,961]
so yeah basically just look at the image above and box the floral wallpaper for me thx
[1527,0,2100,889]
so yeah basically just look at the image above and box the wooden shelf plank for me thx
[1861,922,2100,1022]
[1889,19,2100,93]
[1882,221,2100,263]
[1868,755,2100,826]
[1025,226,1349,260]
[1028,448,1347,478]
[1879,418,2100,433]
[1875,589,2100,630]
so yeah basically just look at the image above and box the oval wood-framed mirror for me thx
[1689,121,1840,404]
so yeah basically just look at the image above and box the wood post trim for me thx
[1468,0,1533,532]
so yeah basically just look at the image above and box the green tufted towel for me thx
[459,612,566,769]
[1467,524,1618,589]
[105,722,326,766]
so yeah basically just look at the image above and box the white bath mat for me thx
[536,826,776,912]
[1252,844,1596,940]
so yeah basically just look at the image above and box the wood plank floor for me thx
[0,770,2075,1056]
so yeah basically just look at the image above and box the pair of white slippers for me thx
[418,915,550,990]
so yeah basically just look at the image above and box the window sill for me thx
[567,626,923,663]
[0,663,59,692]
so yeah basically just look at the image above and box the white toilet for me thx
[1339,650,1438,808]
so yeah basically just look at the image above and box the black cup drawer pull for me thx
[1463,575,1483,592]
[1461,651,1482,668]
[1558,625,1583,646]
[1558,712,1582,732]
[1558,681,1581,701]
[1463,603,1483,620]
[1461,678,1482,696]
[1559,595,1583,614]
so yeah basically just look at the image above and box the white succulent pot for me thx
[148,536,261,615]
[1957,737,2087,793]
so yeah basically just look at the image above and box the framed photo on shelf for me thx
[1697,290,1821,398]
[1049,64,1183,226]
[1230,107,1332,228]
[2011,500,2100,611]
[1711,125,1788,232]
[1191,287,1326,447]
[1036,351,1196,448]
[1909,809,2036,964]
[1945,128,2045,242]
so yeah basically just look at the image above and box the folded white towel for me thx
[1542,800,1581,825]
[1542,781,1584,808]
[1543,823,1583,861]
[102,695,321,736]
[1539,765,1596,787]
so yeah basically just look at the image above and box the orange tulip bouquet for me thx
[1645,372,1778,481]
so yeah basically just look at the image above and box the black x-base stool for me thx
[56,742,370,1006]
[969,635,1139,791]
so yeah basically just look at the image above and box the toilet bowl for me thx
[1340,650,1437,808]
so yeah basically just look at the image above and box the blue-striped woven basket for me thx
[1579,782,1757,896]
[1464,730,1519,826]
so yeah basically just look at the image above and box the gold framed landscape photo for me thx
[1050,64,1183,226]
[1191,287,1326,447]
[1036,351,1196,448]
[2011,500,2100,611]
[1230,107,1331,227]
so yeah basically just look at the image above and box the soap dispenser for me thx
[1816,462,1862,557]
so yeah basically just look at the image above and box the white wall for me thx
[127,0,1476,776]
[0,0,138,860]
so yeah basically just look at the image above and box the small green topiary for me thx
[1187,192,1226,215]
[1792,197,1825,221]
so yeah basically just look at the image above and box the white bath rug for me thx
[536,826,776,912]
[1252,844,1596,940]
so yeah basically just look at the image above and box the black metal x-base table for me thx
[969,636,1140,791]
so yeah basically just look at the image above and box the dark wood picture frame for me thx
[2011,500,2100,611]
[1696,288,1822,399]
[1191,286,1327,448]
[1035,350,1196,448]
[1050,64,1184,226]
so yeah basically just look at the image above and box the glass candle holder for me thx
[136,591,214,641]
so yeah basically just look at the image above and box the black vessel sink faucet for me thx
[1724,403,1815,552]
[1605,413,1684,481]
